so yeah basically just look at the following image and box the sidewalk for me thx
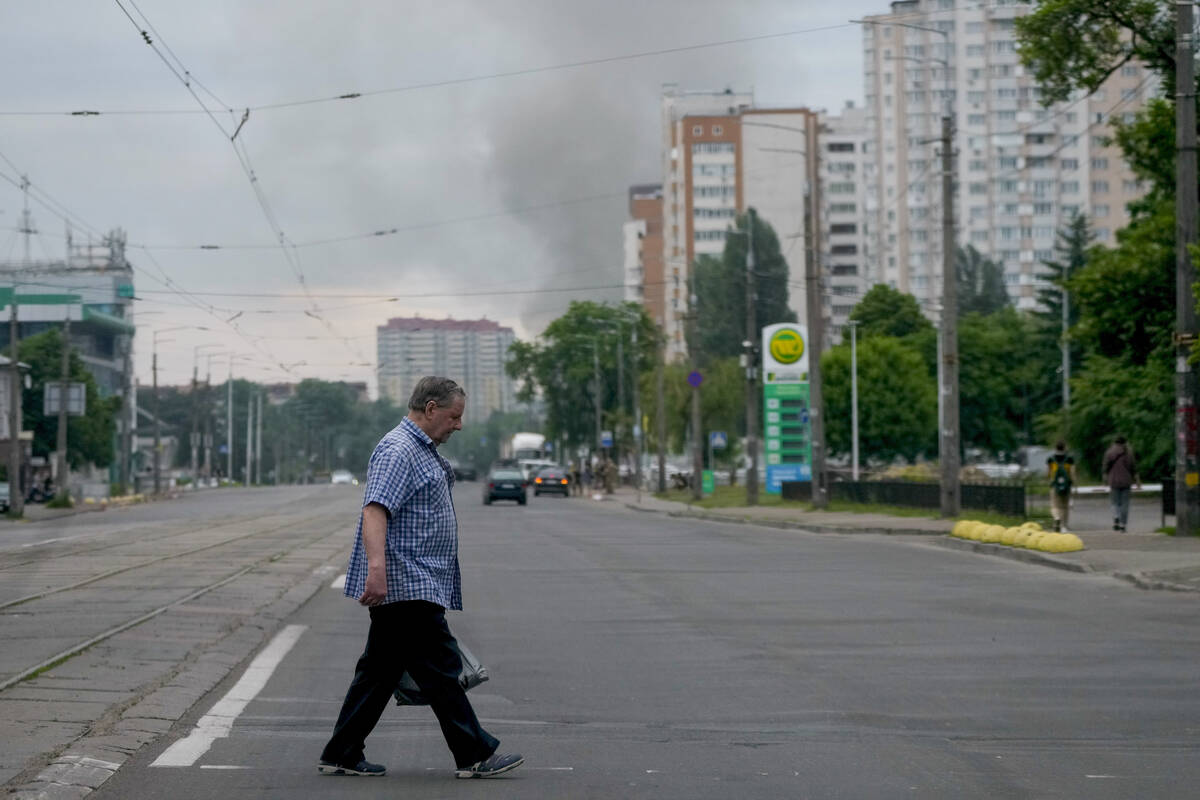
[610,487,1200,593]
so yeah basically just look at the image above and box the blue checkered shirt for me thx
[343,416,462,610]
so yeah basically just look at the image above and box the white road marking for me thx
[151,624,307,768]
[330,574,346,590]
[1087,775,1118,779]
[200,765,252,770]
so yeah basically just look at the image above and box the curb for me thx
[927,535,1091,573]
[1111,571,1200,593]
[628,504,946,537]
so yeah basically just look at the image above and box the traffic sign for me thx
[687,370,703,388]
[709,431,727,449]
[600,430,613,448]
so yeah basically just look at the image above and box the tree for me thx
[694,210,796,363]
[821,337,936,464]
[957,245,1010,317]
[505,301,656,457]
[844,284,933,342]
[17,328,120,469]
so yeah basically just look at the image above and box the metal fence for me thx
[781,479,1026,517]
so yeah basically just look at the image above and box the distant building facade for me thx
[862,0,1153,310]
[656,85,821,360]
[376,317,516,424]
[820,102,873,339]
[623,184,664,325]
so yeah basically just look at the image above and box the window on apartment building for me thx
[970,230,989,243]
[966,21,984,33]
[828,182,856,194]
[1061,180,1081,194]
[966,44,985,57]
[1123,179,1143,192]
[829,162,856,173]
[1091,180,1110,194]
[995,110,1017,125]
[992,64,1014,77]
[1121,112,1137,124]
[1000,203,1020,216]
[999,249,1020,263]
[831,244,858,255]
[1092,204,1110,218]
[1027,156,1051,169]
[1094,89,1107,101]
[695,230,727,241]
[831,264,858,276]
[830,203,856,214]
[827,142,854,152]
[1033,201,1054,215]
[967,90,985,104]
[694,207,735,218]
[906,91,925,104]
[969,182,987,195]
[996,87,1018,100]
[1095,228,1111,240]
[997,179,1020,194]
[1065,112,1078,123]
[1060,158,1079,170]
[911,207,929,220]
[830,223,857,234]
[691,142,735,154]
[996,156,1018,170]
[970,206,986,219]
[911,229,928,242]
[1003,272,1020,285]
[1091,157,1109,170]
[968,114,986,126]
[1062,204,1080,216]
[831,286,859,297]
[904,45,925,57]
[711,125,723,135]
[692,125,703,136]
[968,68,983,80]
[999,227,1018,241]
[1032,180,1055,197]
[969,159,987,171]
[992,40,1017,54]
[1034,226,1055,239]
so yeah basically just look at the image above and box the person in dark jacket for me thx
[1102,436,1140,532]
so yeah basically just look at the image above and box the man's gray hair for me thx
[408,376,466,411]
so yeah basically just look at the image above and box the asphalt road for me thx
[52,484,1194,800]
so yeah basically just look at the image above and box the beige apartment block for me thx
[863,0,1153,312]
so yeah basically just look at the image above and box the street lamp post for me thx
[849,320,860,482]
[151,326,203,494]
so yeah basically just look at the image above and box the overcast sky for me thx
[1,0,887,394]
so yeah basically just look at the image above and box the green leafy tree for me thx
[821,336,936,464]
[845,284,934,342]
[17,328,120,468]
[957,245,1010,317]
[506,301,656,457]
[694,210,796,363]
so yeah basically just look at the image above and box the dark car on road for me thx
[483,467,526,505]
[448,458,477,482]
[533,465,570,497]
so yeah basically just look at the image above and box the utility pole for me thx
[226,365,233,482]
[152,349,161,495]
[1061,286,1071,425]
[1175,0,1199,535]
[850,320,860,481]
[8,280,22,517]
[245,394,253,487]
[655,331,666,493]
[804,121,828,508]
[616,335,624,471]
[255,390,263,485]
[190,362,199,487]
[939,108,961,517]
[745,209,759,505]
[120,338,132,493]
[689,274,703,501]
[630,323,641,493]
[592,342,602,461]
[55,314,70,501]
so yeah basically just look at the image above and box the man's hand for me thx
[360,569,387,606]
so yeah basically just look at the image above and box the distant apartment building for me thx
[657,85,822,360]
[623,184,664,325]
[376,317,516,424]
[863,0,1152,311]
[820,102,873,339]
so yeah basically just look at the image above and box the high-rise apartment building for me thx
[623,184,664,324]
[376,317,516,425]
[820,102,873,339]
[657,86,820,360]
[863,0,1152,311]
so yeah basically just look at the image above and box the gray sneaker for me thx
[317,758,386,776]
[455,752,524,778]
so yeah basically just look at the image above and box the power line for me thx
[2,4,962,118]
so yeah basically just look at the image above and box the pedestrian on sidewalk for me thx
[318,376,522,780]
[1102,435,1140,532]
[1046,440,1076,532]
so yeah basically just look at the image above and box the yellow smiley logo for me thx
[769,328,804,364]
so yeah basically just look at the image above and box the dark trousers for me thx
[320,600,499,769]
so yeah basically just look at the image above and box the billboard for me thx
[761,323,811,493]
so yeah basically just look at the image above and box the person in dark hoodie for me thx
[1102,436,1140,532]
